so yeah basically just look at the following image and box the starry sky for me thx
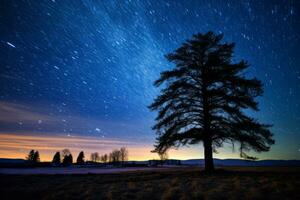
[0,0,299,161]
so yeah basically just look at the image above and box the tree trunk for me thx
[204,138,214,172]
[201,71,214,172]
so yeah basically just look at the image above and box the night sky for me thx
[0,0,299,160]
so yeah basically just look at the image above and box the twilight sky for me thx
[0,0,299,161]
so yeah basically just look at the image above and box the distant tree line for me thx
[26,147,128,166]
[90,147,128,165]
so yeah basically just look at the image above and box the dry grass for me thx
[0,167,299,200]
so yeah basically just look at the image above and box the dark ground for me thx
[1,167,299,200]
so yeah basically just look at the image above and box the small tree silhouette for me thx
[61,149,73,166]
[100,154,108,164]
[76,151,85,164]
[90,152,100,162]
[26,150,40,164]
[26,150,35,162]
[120,147,128,165]
[52,151,61,166]
[109,149,121,165]
[62,154,73,166]
[33,151,40,163]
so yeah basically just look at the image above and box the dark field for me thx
[1,167,300,200]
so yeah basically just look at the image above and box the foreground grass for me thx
[1,167,299,200]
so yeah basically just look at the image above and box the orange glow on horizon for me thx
[0,133,159,161]
[0,133,218,161]
[0,133,286,161]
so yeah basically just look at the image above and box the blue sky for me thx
[0,0,299,160]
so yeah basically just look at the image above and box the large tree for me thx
[149,32,274,172]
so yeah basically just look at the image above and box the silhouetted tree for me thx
[52,151,61,166]
[120,147,128,165]
[33,151,40,163]
[69,154,73,164]
[61,149,73,166]
[62,154,73,166]
[149,31,275,172]
[76,151,85,164]
[100,154,108,164]
[90,152,100,162]
[26,150,40,164]
[26,150,35,161]
[109,149,121,165]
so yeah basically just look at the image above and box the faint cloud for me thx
[0,101,57,125]
[0,101,152,140]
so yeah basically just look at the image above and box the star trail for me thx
[0,0,299,160]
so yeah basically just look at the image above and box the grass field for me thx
[1,167,299,200]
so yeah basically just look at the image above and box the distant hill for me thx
[0,158,29,168]
[0,158,27,164]
[182,159,300,166]
[1,158,300,167]
[130,158,300,166]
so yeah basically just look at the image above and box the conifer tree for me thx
[149,32,275,172]
[26,150,40,164]
[76,151,85,164]
[26,150,35,162]
[52,151,61,166]
[33,151,40,163]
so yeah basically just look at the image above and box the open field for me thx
[1,167,300,200]
[0,167,170,175]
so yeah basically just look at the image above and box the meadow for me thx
[1,167,299,200]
